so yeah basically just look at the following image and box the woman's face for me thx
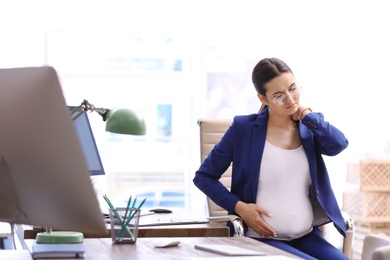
[257,72,301,116]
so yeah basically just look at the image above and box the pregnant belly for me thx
[262,198,314,240]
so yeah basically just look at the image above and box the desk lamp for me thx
[36,99,146,244]
[71,99,146,135]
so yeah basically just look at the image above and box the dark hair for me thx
[252,58,293,112]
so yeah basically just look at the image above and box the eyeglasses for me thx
[269,85,302,106]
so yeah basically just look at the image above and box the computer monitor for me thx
[0,66,106,235]
[69,106,105,176]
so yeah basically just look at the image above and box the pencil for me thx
[103,194,133,239]
[125,197,147,226]
[117,197,147,237]
[123,195,132,222]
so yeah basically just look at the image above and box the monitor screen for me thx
[0,66,106,234]
[69,106,105,176]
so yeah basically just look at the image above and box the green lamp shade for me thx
[105,109,146,135]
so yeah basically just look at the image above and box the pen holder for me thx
[109,207,140,244]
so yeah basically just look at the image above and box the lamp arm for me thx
[71,99,111,122]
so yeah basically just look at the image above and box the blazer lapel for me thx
[249,111,268,200]
[300,123,317,183]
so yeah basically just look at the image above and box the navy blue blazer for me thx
[194,108,349,237]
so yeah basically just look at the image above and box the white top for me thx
[247,141,313,240]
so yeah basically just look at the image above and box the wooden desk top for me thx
[24,210,230,239]
[23,236,302,260]
[24,222,229,239]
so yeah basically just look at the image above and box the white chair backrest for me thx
[198,118,232,217]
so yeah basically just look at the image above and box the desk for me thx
[22,237,302,259]
[24,211,230,239]
[24,222,229,239]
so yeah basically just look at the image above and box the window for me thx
[51,32,198,212]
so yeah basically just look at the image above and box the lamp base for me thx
[36,231,84,244]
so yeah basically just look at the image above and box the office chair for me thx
[197,118,354,258]
[362,233,390,260]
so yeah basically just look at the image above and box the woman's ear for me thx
[257,93,268,106]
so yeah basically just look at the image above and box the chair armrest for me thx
[341,211,354,259]
[208,215,244,236]
[342,211,353,231]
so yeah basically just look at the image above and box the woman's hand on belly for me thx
[234,201,277,237]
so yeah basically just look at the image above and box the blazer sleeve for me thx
[193,119,241,213]
[301,112,348,156]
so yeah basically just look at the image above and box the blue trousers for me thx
[250,227,349,260]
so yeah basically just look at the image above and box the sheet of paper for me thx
[194,244,265,256]
[0,222,11,237]
[182,256,297,260]
[0,250,32,260]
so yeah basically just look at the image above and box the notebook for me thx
[194,244,266,256]
[31,242,85,259]
[104,208,210,227]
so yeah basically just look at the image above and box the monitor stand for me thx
[0,236,14,249]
